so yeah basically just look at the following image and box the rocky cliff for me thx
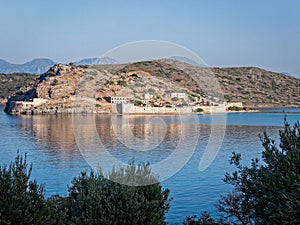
[4,65,85,114]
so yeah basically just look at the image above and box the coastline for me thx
[3,106,300,116]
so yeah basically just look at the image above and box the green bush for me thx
[51,79,59,86]
[65,163,171,225]
[134,100,143,106]
[218,120,300,224]
[117,79,127,86]
[227,106,243,111]
[104,79,114,85]
[0,155,170,225]
[0,152,59,225]
[183,212,229,225]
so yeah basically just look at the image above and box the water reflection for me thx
[73,114,201,184]
[31,115,77,153]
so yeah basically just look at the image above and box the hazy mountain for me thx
[21,58,56,74]
[0,59,14,69]
[169,56,206,67]
[0,57,120,74]
[75,57,119,66]
[0,58,56,74]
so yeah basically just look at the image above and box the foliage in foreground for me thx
[0,155,170,225]
[0,153,50,225]
[217,120,300,225]
[65,164,170,225]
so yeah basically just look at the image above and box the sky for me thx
[0,0,299,75]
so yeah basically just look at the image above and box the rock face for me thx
[4,65,85,114]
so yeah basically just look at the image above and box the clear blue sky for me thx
[0,0,299,75]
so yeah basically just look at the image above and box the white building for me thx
[144,93,153,100]
[171,92,186,99]
[226,102,243,108]
[15,98,48,108]
[110,97,130,104]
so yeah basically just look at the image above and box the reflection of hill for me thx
[30,115,79,158]
[25,114,201,165]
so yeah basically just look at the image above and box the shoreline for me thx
[2,108,300,116]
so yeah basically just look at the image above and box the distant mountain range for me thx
[169,56,207,67]
[0,56,206,75]
[0,58,55,74]
[0,57,120,74]
[0,57,298,79]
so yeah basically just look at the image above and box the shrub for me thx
[227,106,243,111]
[183,212,229,225]
[134,100,143,106]
[105,79,114,85]
[65,162,171,225]
[51,79,59,86]
[218,120,300,224]
[0,154,170,224]
[0,152,57,225]
[117,79,127,86]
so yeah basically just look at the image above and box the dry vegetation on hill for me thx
[0,73,37,104]
[212,67,300,107]
[107,60,300,108]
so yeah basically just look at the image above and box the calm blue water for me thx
[0,106,299,224]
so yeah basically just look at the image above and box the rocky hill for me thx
[3,60,300,114]
[212,67,300,107]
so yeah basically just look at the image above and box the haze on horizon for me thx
[0,0,299,76]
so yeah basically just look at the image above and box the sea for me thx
[0,106,299,224]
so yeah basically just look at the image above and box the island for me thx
[3,59,300,115]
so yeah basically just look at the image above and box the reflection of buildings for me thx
[97,115,185,150]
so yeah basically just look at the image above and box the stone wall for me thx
[112,103,194,114]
